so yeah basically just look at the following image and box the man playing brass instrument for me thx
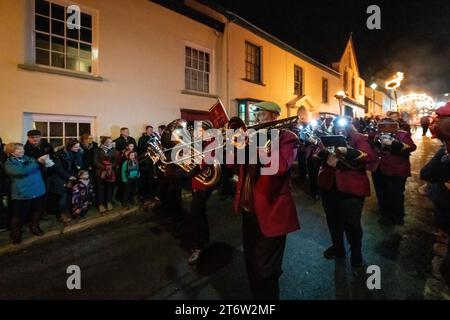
[231,101,300,300]
[370,117,417,225]
[315,117,375,268]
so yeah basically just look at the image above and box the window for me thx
[25,113,95,148]
[351,77,355,98]
[294,66,303,96]
[34,0,94,73]
[322,78,328,103]
[359,82,363,96]
[245,42,262,83]
[237,99,261,125]
[185,46,210,93]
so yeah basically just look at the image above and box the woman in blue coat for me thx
[4,143,47,244]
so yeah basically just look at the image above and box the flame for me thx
[385,72,404,90]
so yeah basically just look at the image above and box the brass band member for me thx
[316,117,375,268]
[370,117,417,225]
[232,101,300,299]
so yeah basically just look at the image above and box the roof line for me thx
[197,0,341,78]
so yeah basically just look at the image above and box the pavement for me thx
[0,131,448,300]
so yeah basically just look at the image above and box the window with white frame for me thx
[185,46,210,93]
[25,114,94,148]
[34,0,94,73]
[245,42,262,83]
[294,65,303,96]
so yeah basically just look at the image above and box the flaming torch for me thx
[385,72,404,111]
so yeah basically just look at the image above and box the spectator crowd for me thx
[0,126,165,244]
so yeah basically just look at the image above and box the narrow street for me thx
[0,132,443,299]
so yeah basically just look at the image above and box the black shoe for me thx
[10,231,22,245]
[351,251,363,268]
[323,246,346,260]
[30,226,44,236]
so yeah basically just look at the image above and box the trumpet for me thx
[228,115,299,149]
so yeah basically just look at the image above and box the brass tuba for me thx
[146,119,222,188]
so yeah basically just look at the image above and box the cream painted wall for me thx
[1,0,347,144]
[226,23,342,120]
[0,0,224,143]
[338,40,365,105]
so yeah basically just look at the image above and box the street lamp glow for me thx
[445,93,449,97]
[370,83,377,90]
[335,91,346,99]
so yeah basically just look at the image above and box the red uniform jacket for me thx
[233,130,300,237]
[370,130,417,177]
[317,132,375,198]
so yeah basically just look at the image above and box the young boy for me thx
[72,170,95,218]
[121,152,140,209]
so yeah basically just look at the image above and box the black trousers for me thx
[11,196,45,235]
[139,163,155,200]
[97,181,115,206]
[190,189,212,249]
[372,170,407,222]
[242,210,286,300]
[297,150,307,179]
[123,179,139,205]
[322,187,364,259]
[306,157,320,196]
[219,165,234,198]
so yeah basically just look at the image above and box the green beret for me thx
[252,101,281,115]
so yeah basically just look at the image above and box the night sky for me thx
[208,0,450,95]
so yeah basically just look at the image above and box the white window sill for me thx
[18,64,103,81]
[181,89,219,99]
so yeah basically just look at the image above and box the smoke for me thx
[374,41,450,96]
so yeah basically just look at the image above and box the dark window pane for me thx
[49,138,63,148]
[80,28,92,43]
[66,40,78,56]
[81,13,92,29]
[79,43,91,59]
[51,19,64,36]
[35,0,50,16]
[34,122,48,136]
[65,123,77,136]
[66,55,79,71]
[36,48,50,65]
[35,15,49,33]
[51,36,64,53]
[79,123,91,135]
[79,59,92,73]
[185,69,190,89]
[50,122,63,136]
[51,3,65,21]
[51,52,65,68]
[67,27,79,40]
[36,32,49,49]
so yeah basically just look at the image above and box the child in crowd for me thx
[122,143,136,162]
[72,170,95,218]
[121,152,140,209]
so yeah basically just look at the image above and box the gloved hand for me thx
[336,147,347,155]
